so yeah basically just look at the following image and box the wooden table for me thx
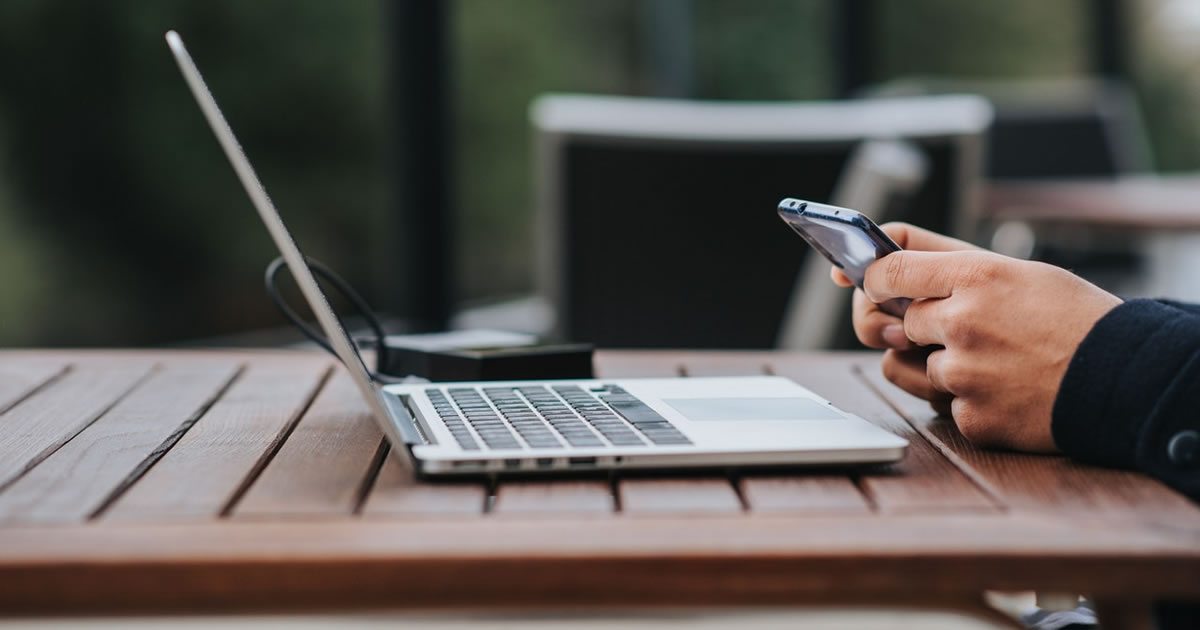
[984,174,1200,230]
[0,349,1197,626]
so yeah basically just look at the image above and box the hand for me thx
[832,223,979,418]
[859,234,1122,452]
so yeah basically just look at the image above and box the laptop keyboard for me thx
[424,384,692,451]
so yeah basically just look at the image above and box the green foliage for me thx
[0,0,385,345]
[0,0,1195,345]
[876,0,1090,78]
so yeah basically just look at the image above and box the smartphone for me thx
[777,197,911,318]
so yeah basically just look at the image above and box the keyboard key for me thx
[564,437,604,447]
[602,397,668,423]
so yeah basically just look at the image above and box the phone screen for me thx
[777,198,910,318]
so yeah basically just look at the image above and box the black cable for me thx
[264,256,394,382]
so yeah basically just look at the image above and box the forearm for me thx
[1052,299,1200,502]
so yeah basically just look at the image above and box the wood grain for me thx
[619,477,744,514]
[593,351,686,377]
[233,369,385,519]
[0,360,240,525]
[101,358,331,521]
[0,361,153,491]
[984,175,1200,230]
[738,476,871,514]
[0,350,1196,617]
[769,353,999,514]
[0,514,1197,614]
[491,480,615,515]
[0,359,67,415]
[858,364,1200,523]
[361,450,486,517]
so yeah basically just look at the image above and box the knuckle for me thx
[958,254,1003,287]
[928,353,972,394]
[954,403,1001,445]
[882,253,910,292]
[940,363,970,393]
[952,403,982,440]
[940,306,978,346]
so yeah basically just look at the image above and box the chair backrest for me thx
[532,94,992,349]
[868,77,1154,179]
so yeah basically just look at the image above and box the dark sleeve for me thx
[1161,299,1200,317]
[1051,299,1200,502]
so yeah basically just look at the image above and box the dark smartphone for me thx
[777,197,911,318]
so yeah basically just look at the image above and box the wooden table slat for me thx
[491,480,615,515]
[0,349,1196,621]
[0,361,154,492]
[1,515,1197,615]
[0,359,67,415]
[592,352,686,378]
[619,478,745,514]
[738,476,871,514]
[858,365,1200,522]
[0,360,240,525]
[233,369,386,519]
[101,358,331,521]
[361,451,487,517]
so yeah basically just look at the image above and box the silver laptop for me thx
[166,31,907,476]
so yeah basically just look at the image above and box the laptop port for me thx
[536,458,555,469]
[504,459,521,470]
[568,456,597,467]
[453,460,485,470]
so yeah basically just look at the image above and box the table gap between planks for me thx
[0,349,1196,619]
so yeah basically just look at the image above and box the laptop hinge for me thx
[383,391,428,445]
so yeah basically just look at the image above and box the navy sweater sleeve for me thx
[1052,299,1200,502]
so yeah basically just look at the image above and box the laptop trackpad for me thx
[663,397,843,421]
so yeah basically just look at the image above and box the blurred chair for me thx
[531,94,992,349]
[868,77,1154,180]
[869,77,1159,290]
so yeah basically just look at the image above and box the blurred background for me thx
[1,0,1198,348]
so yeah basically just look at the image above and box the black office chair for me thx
[531,94,992,349]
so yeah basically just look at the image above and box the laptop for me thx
[165,31,907,476]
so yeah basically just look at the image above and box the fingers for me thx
[881,348,943,401]
[924,348,954,394]
[851,289,915,350]
[832,223,974,288]
[881,349,954,416]
[863,250,998,303]
[831,267,854,287]
[880,222,980,253]
[925,347,982,398]
[899,296,947,347]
